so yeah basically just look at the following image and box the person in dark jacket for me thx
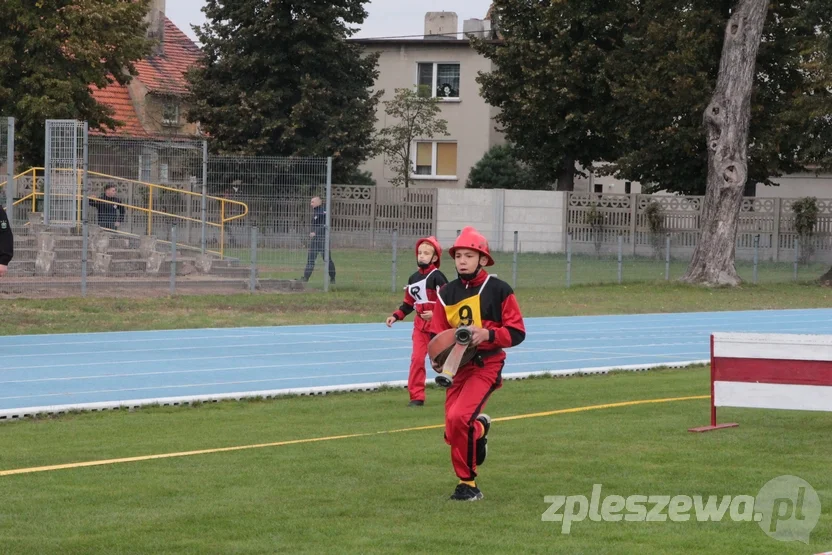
[0,205,12,278]
[88,184,126,230]
[301,196,336,283]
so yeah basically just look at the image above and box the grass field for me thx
[0,368,829,553]
[2,279,831,553]
[224,246,831,292]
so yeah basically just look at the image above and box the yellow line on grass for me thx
[493,395,710,422]
[0,395,708,477]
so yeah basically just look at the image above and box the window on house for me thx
[413,141,458,178]
[594,183,603,193]
[417,63,460,99]
[138,155,152,182]
[625,181,632,194]
[162,102,180,126]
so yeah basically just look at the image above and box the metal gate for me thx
[44,119,88,226]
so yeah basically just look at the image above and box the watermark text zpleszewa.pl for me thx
[542,475,820,543]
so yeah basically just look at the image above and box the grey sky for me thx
[165,0,493,43]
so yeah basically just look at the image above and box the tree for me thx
[378,87,448,188]
[466,144,541,190]
[790,1,832,174]
[792,197,819,264]
[603,0,832,195]
[476,1,831,196]
[680,0,770,286]
[644,201,666,260]
[806,0,832,283]
[0,0,153,168]
[472,0,623,191]
[187,0,381,183]
[342,169,376,186]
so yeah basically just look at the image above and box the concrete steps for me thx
[12,248,144,261]
[5,216,254,283]
[0,277,303,294]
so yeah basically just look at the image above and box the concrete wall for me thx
[574,166,832,198]
[755,173,832,198]
[435,188,566,253]
[574,165,645,195]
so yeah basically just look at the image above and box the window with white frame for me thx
[417,62,460,99]
[413,141,458,178]
[138,155,152,182]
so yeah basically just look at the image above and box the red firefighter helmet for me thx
[415,236,442,268]
[448,226,495,267]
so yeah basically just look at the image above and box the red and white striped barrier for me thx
[689,332,832,432]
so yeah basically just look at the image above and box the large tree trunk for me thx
[681,0,769,286]
[556,156,575,191]
[555,156,576,192]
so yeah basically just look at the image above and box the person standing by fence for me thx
[0,204,13,277]
[301,196,336,284]
[88,184,126,231]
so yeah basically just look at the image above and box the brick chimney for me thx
[144,0,166,55]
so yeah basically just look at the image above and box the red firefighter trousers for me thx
[444,355,504,481]
[408,327,431,402]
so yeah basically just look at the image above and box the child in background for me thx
[386,236,448,406]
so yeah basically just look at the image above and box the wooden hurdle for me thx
[689,332,832,432]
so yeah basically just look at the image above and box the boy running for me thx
[430,226,526,501]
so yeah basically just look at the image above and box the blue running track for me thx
[2,308,832,419]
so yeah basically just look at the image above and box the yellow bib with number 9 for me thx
[444,295,483,328]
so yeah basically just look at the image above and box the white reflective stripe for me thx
[437,289,448,307]
[438,274,488,308]
[478,275,491,294]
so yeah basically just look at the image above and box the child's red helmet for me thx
[415,236,442,267]
[448,226,495,267]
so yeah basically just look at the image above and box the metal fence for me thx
[2,116,831,298]
[566,192,832,263]
[0,117,13,211]
[221,187,832,293]
[4,218,828,299]
[0,126,300,297]
[491,230,828,291]
[208,154,333,291]
[44,120,87,227]
[87,135,212,252]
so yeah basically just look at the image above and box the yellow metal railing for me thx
[1,168,249,258]
[0,168,39,213]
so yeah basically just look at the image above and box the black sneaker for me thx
[449,483,483,501]
[408,400,424,407]
[476,414,491,466]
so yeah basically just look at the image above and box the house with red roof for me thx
[91,0,203,141]
[87,0,206,191]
